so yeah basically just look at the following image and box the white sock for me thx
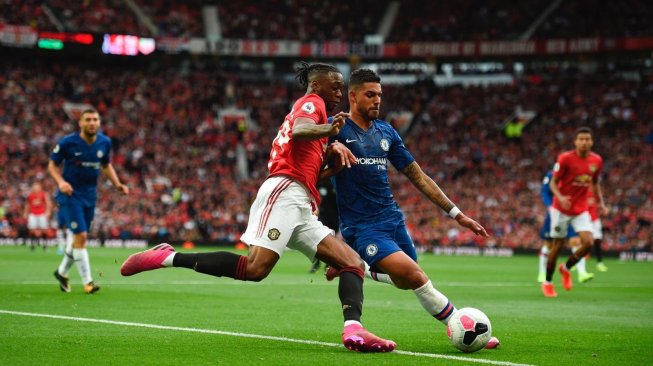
[73,248,93,285]
[66,229,73,248]
[414,280,456,325]
[364,262,394,285]
[56,230,65,251]
[57,248,75,277]
[344,320,362,328]
[538,245,549,275]
[162,252,176,267]
[572,247,587,274]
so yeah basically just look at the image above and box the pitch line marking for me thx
[0,309,534,366]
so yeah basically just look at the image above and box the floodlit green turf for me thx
[0,246,652,365]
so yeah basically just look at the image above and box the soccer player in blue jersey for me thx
[325,69,496,346]
[537,170,593,284]
[48,109,130,293]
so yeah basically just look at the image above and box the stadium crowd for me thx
[1,56,651,253]
[3,0,653,42]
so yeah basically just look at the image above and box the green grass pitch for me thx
[1,246,652,365]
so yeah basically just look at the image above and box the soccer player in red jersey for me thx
[23,182,52,251]
[542,127,606,297]
[121,62,396,353]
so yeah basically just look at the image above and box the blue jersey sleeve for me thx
[387,127,415,171]
[50,138,67,165]
[541,171,553,207]
[101,137,112,165]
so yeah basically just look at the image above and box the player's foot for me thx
[120,243,175,276]
[578,272,595,283]
[84,281,100,294]
[485,336,500,349]
[308,258,321,274]
[537,272,545,283]
[53,270,71,293]
[325,266,338,281]
[541,282,557,297]
[559,264,572,291]
[596,262,608,272]
[342,324,396,353]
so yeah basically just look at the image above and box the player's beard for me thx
[82,126,98,139]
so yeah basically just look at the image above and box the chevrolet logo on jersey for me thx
[573,174,592,186]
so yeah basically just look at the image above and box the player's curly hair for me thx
[349,68,381,88]
[295,61,340,89]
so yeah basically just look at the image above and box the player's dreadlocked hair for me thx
[349,68,381,89]
[295,61,340,89]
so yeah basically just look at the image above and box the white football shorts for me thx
[27,213,49,230]
[240,176,333,259]
[549,207,592,239]
[592,219,603,239]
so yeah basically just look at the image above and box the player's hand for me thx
[59,181,73,196]
[456,214,489,237]
[558,196,572,210]
[116,183,130,195]
[329,141,357,169]
[599,204,610,216]
[328,112,349,136]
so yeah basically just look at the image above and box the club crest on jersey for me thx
[366,244,378,257]
[97,150,104,158]
[268,228,281,240]
[589,164,597,173]
[301,102,316,114]
[380,138,390,151]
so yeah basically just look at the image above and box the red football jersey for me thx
[552,150,603,215]
[268,93,328,205]
[27,191,48,215]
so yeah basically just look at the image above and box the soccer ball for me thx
[446,307,492,353]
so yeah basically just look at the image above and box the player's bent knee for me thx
[245,265,272,282]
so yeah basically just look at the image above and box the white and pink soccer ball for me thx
[447,307,495,353]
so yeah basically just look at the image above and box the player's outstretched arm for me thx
[292,112,349,141]
[401,161,488,237]
[101,163,129,195]
[318,141,357,181]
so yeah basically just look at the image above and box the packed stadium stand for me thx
[1,1,652,254]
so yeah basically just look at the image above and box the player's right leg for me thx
[376,251,458,325]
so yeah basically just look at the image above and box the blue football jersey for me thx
[50,132,112,206]
[329,118,415,227]
[541,170,554,208]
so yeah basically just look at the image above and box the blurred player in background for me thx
[309,179,339,273]
[49,109,130,294]
[542,127,606,297]
[23,182,52,251]
[537,170,593,284]
[324,69,495,346]
[588,186,609,272]
[121,62,396,353]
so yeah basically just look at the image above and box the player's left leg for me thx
[592,219,608,271]
[314,234,396,353]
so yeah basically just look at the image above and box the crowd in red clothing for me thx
[1,58,651,253]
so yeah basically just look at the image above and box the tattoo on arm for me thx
[402,162,455,212]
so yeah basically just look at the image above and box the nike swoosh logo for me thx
[345,139,357,143]
[74,152,82,156]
